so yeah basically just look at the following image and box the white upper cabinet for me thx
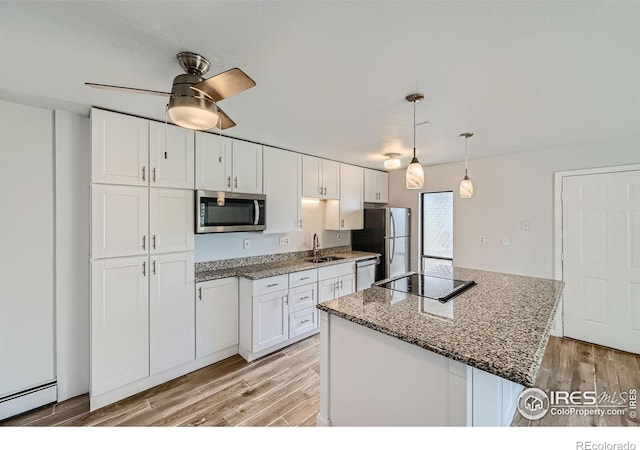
[302,155,340,199]
[149,252,195,375]
[91,108,149,186]
[91,185,148,259]
[263,147,302,233]
[196,277,239,359]
[325,163,364,230]
[149,122,194,189]
[91,255,149,396]
[195,132,262,193]
[149,188,194,254]
[364,169,389,203]
[195,132,233,191]
[232,140,263,194]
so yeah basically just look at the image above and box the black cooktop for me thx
[377,273,476,303]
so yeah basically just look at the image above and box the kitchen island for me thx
[315,267,564,427]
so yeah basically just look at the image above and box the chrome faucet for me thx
[313,233,320,258]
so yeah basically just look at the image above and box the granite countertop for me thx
[195,250,380,282]
[316,267,564,387]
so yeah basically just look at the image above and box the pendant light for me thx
[459,132,474,198]
[405,93,425,189]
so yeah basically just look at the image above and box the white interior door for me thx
[563,169,640,354]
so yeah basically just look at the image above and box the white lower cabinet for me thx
[289,307,317,338]
[196,277,239,358]
[253,289,289,352]
[318,262,356,302]
[91,256,149,396]
[149,252,195,375]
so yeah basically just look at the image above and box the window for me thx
[421,191,453,272]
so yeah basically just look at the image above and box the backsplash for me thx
[195,245,351,272]
[194,200,350,262]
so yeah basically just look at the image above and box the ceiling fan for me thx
[86,51,255,131]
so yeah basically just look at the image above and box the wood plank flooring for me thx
[2,334,638,427]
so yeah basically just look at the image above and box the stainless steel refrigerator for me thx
[351,208,411,281]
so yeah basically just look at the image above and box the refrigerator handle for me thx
[390,210,396,239]
[390,238,395,265]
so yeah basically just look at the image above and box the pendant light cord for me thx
[464,135,468,176]
[413,99,416,158]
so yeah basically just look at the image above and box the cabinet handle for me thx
[284,294,288,305]
[152,260,156,275]
[341,219,344,228]
[227,176,231,188]
[300,296,310,300]
[234,176,238,188]
[340,279,343,289]
[152,235,157,250]
[142,166,146,181]
[267,283,278,287]
[152,167,157,182]
[198,287,202,300]
[298,219,302,228]
[300,276,310,280]
[300,319,311,325]
[319,186,323,195]
[142,235,146,250]
[142,261,146,277]
[323,186,327,196]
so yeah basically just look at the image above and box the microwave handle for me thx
[254,200,260,225]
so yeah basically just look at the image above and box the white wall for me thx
[55,110,90,401]
[389,134,640,278]
[195,199,350,262]
[0,100,55,396]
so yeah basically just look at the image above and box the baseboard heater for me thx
[0,381,57,421]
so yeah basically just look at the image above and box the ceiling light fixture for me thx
[405,93,425,189]
[383,153,401,170]
[459,132,474,198]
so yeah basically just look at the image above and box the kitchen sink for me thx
[305,255,346,263]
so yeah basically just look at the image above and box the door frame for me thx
[553,163,640,338]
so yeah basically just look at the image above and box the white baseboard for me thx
[240,328,319,363]
[0,384,57,421]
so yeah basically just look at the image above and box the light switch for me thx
[479,236,486,244]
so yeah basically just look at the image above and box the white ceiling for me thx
[1,1,639,170]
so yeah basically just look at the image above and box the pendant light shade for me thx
[405,93,425,190]
[459,132,474,198]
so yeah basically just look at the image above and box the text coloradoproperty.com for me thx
[576,442,636,450]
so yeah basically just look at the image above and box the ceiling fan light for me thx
[168,95,220,131]
[405,157,424,189]
[383,153,401,170]
[459,174,474,198]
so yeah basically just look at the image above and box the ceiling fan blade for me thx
[190,68,256,102]
[216,106,236,130]
[85,82,172,97]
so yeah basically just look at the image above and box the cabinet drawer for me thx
[252,274,288,296]
[289,307,317,338]
[318,261,355,281]
[289,283,317,312]
[289,268,318,288]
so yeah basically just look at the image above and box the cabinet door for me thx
[318,277,338,302]
[364,168,379,203]
[263,147,301,233]
[196,277,239,358]
[253,290,288,352]
[302,155,322,198]
[321,159,340,200]
[338,273,356,297]
[195,132,232,191]
[149,188,194,254]
[91,185,148,258]
[91,256,149,396]
[91,108,148,186]
[289,283,317,312]
[377,171,389,203]
[149,252,195,375]
[149,122,194,189]
[289,307,317,338]
[232,140,263,194]
[339,164,364,230]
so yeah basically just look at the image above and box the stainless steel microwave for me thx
[196,190,266,233]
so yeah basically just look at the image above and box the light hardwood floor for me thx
[2,334,638,427]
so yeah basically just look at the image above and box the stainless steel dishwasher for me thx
[356,257,379,291]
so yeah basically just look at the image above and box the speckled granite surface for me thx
[195,247,379,282]
[316,267,564,387]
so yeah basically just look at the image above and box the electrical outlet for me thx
[502,236,510,245]
[479,236,486,244]
[521,220,531,232]
[243,239,251,250]
[279,237,289,246]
